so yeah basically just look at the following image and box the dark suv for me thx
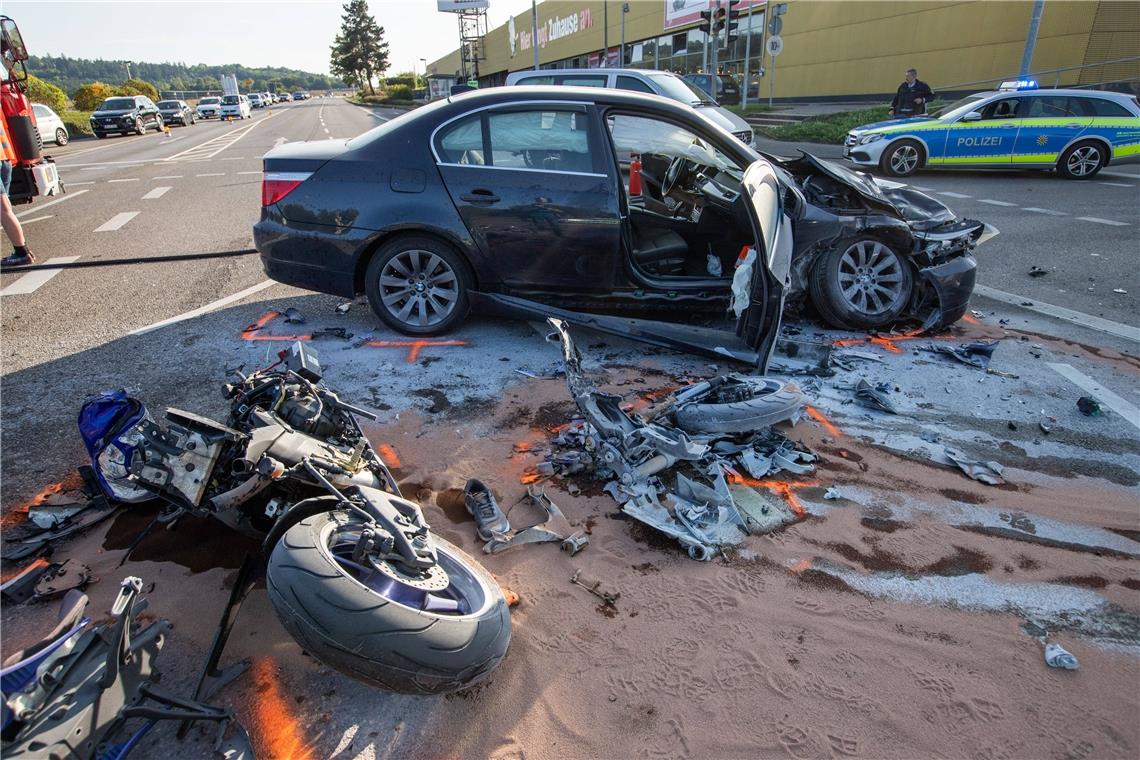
[682,73,741,106]
[90,95,163,138]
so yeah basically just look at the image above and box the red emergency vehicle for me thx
[1,15,63,205]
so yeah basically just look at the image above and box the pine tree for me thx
[329,0,389,95]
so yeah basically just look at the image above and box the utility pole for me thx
[710,0,721,75]
[532,0,540,70]
[1019,0,1045,77]
[741,7,755,107]
[620,3,629,67]
[603,1,609,67]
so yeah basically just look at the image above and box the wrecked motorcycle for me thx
[78,343,510,695]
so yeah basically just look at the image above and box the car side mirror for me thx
[961,111,982,122]
[1,18,28,62]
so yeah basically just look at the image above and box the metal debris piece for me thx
[1,559,53,605]
[729,485,795,533]
[942,448,1005,486]
[1112,288,1127,294]
[1044,642,1079,670]
[561,531,590,555]
[33,559,94,599]
[918,340,999,369]
[311,326,352,340]
[1028,266,1048,278]
[282,307,306,324]
[570,569,619,608]
[770,337,834,376]
[854,378,898,414]
[482,487,572,555]
[27,499,89,530]
[1076,396,1102,417]
[824,487,841,500]
[335,302,352,314]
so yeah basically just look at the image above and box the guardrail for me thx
[933,56,1140,93]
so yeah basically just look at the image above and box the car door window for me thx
[616,75,654,94]
[488,110,593,172]
[979,98,1023,119]
[608,114,734,171]
[437,114,486,165]
[556,75,606,87]
[32,104,49,118]
[516,75,554,85]
[1083,97,1132,117]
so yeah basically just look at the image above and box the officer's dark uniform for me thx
[890,79,934,117]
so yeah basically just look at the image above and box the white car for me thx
[220,94,251,120]
[249,93,265,109]
[196,96,222,119]
[31,103,69,146]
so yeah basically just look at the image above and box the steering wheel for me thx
[661,156,690,197]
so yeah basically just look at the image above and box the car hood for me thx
[694,103,751,134]
[850,116,938,134]
[92,109,136,118]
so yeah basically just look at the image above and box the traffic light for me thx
[698,9,713,35]
[714,0,741,36]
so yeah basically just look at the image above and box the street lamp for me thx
[620,3,630,67]
[419,57,427,89]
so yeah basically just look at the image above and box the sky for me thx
[5,0,539,77]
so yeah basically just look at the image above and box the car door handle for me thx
[1063,123,1082,129]
[999,123,1018,128]
[460,189,500,204]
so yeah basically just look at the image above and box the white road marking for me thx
[1022,207,1067,215]
[936,191,971,198]
[221,157,244,161]
[107,178,139,183]
[972,284,1139,342]
[368,113,389,121]
[162,115,274,161]
[1097,181,1133,188]
[142,186,172,200]
[66,181,96,186]
[69,161,148,168]
[323,127,330,134]
[196,172,225,177]
[129,279,276,335]
[0,256,80,297]
[1077,216,1129,226]
[274,137,286,147]
[977,199,1016,206]
[1100,170,1140,180]
[237,171,261,175]
[18,215,52,224]
[94,211,140,232]
[153,175,183,179]
[1048,364,1140,432]
[14,189,89,218]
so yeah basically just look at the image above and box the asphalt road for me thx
[755,135,1140,326]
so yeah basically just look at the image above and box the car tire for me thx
[365,236,472,336]
[810,237,915,330]
[55,128,69,146]
[95,132,106,139]
[1057,141,1106,180]
[879,139,923,177]
[134,118,145,136]
[154,117,164,133]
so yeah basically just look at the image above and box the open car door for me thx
[471,159,792,372]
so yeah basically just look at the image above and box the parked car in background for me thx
[249,93,265,109]
[254,86,989,353]
[196,96,222,118]
[682,73,742,106]
[505,68,754,145]
[31,103,68,145]
[220,94,251,119]
[156,99,196,126]
[89,95,163,138]
[293,91,309,100]
[845,81,1140,179]
[278,92,292,102]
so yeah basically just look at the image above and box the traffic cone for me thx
[629,155,642,196]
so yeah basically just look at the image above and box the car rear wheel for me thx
[134,118,145,136]
[55,128,69,146]
[810,237,914,329]
[1058,141,1105,180]
[879,139,923,177]
[366,237,471,336]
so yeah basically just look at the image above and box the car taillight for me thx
[261,172,311,206]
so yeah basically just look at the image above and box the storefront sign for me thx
[517,7,594,52]
[664,0,767,30]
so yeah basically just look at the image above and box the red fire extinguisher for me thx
[629,154,642,197]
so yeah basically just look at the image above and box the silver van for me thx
[504,68,754,146]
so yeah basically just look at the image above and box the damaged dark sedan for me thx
[254,87,994,367]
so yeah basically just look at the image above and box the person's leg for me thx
[1,192,27,247]
[0,159,34,267]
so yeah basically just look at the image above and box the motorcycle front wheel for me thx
[267,509,511,694]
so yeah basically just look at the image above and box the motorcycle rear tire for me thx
[267,509,511,695]
[673,378,804,435]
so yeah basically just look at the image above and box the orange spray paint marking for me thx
[723,469,818,518]
[805,405,842,438]
[1,478,76,529]
[377,443,402,469]
[249,658,314,760]
[519,468,542,485]
[788,558,813,575]
[0,558,49,585]
[832,328,927,354]
[960,313,979,325]
[364,339,468,362]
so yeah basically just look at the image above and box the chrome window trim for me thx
[437,163,608,178]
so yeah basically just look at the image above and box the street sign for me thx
[766,35,784,57]
[768,16,782,36]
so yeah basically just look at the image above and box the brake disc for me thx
[370,556,451,592]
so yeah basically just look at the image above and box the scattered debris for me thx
[824,486,842,500]
[335,301,352,314]
[919,341,999,369]
[464,479,510,540]
[1028,266,1048,278]
[854,378,898,414]
[1039,422,1052,434]
[32,559,94,600]
[311,326,352,340]
[1112,288,1127,294]
[1076,396,1102,417]
[570,569,620,609]
[942,448,1005,486]
[1044,642,1079,670]
[561,530,590,555]
[482,487,573,555]
[283,306,306,323]
[514,368,538,378]
[1,559,52,605]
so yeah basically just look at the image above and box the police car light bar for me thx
[997,79,1039,91]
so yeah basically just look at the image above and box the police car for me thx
[844,81,1140,179]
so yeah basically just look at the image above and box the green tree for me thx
[26,74,68,112]
[72,81,117,111]
[118,77,159,100]
[329,0,389,95]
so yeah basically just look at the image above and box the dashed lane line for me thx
[66,181,95,186]
[237,171,261,175]
[196,173,225,177]
[1022,207,1067,215]
[972,284,1138,342]
[129,279,276,336]
[936,191,971,198]
[1048,363,1140,432]
[221,157,245,161]
[1097,181,1133,188]
[107,178,139,183]
[142,186,172,200]
[0,257,80,297]
[1077,216,1130,226]
[154,175,183,179]
[977,199,1016,206]
[19,215,52,225]
[14,189,89,218]
[94,211,140,232]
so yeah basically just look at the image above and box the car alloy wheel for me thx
[378,249,460,329]
[135,118,145,135]
[1064,144,1102,178]
[888,143,919,175]
[836,240,907,317]
[55,128,68,146]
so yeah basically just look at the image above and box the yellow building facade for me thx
[427,0,1139,100]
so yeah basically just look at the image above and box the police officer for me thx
[889,68,934,118]
[0,76,35,268]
